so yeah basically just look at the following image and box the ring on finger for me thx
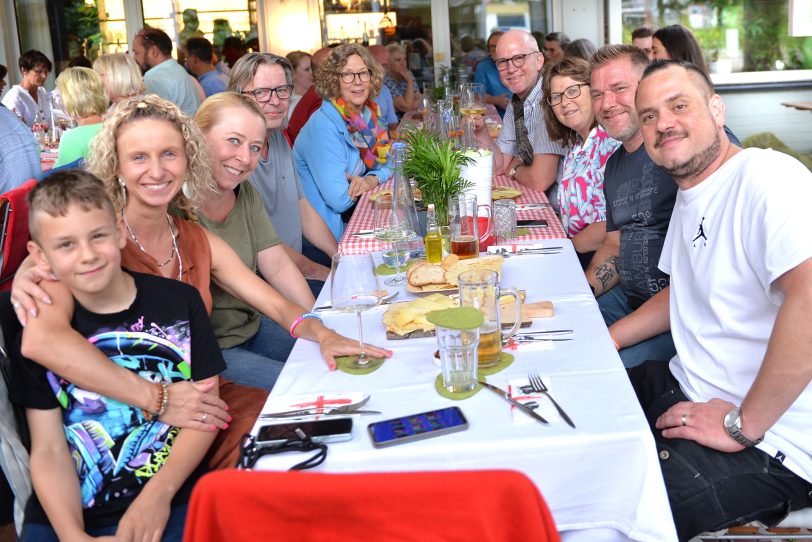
[201,411,208,423]
[12,301,20,309]
[681,414,687,427]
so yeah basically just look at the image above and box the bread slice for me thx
[408,262,447,286]
[444,255,505,286]
[440,253,459,270]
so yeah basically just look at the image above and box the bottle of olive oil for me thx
[424,204,443,263]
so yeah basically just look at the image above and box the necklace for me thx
[123,212,183,281]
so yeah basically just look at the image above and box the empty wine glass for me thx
[330,253,381,368]
[373,197,414,286]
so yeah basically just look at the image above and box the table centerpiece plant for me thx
[401,129,473,226]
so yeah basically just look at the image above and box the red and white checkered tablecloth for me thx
[339,175,566,255]
[41,150,58,172]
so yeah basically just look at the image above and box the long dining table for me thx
[250,239,678,542]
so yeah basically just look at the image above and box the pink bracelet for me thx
[289,312,322,338]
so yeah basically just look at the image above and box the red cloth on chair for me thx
[183,469,560,542]
[0,179,37,291]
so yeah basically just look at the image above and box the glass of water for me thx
[493,199,517,245]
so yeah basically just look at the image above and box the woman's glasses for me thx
[546,83,590,106]
[340,70,371,84]
[241,85,294,102]
[494,52,539,71]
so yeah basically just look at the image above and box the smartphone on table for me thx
[517,219,548,228]
[367,406,468,448]
[257,418,354,445]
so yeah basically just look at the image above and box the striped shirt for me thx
[496,75,566,159]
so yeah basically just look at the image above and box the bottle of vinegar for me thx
[424,204,443,263]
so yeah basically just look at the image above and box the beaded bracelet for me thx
[142,381,169,422]
[289,312,323,338]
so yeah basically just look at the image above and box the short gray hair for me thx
[227,53,293,92]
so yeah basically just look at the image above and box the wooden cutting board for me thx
[385,300,554,340]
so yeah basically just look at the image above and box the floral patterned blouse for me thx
[558,125,621,238]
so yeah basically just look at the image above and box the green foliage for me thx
[64,0,104,58]
[401,129,473,226]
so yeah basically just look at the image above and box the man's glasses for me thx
[547,83,589,106]
[495,52,540,71]
[340,70,371,84]
[241,85,294,103]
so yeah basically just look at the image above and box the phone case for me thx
[367,407,468,448]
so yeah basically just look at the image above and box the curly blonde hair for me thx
[315,44,383,101]
[86,94,216,221]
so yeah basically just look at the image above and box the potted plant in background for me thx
[401,129,473,227]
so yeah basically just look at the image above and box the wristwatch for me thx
[723,407,764,447]
[509,164,521,179]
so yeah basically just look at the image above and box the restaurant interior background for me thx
[1,0,811,151]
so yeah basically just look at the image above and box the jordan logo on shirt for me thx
[692,217,708,247]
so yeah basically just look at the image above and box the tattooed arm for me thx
[586,231,621,296]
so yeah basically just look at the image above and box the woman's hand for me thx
[10,255,58,325]
[346,173,377,199]
[160,379,230,431]
[318,329,393,371]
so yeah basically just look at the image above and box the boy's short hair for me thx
[28,170,115,241]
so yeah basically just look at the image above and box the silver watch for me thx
[723,407,763,447]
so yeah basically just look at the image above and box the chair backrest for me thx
[0,179,36,291]
[183,469,560,542]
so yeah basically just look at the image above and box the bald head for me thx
[498,29,539,54]
[495,29,543,98]
[311,47,332,72]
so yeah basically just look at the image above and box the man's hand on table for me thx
[655,398,745,453]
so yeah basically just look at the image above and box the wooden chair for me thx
[183,469,560,542]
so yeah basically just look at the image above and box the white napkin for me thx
[508,377,558,424]
[262,392,366,417]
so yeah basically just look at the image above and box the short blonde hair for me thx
[195,92,265,134]
[86,95,216,221]
[56,67,108,119]
[315,44,383,101]
[93,53,144,102]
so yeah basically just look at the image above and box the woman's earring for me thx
[118,177,127,205]
[182,178,191,199]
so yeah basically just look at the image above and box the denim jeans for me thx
[597,285,676,368]
[629,362,812,541]
[221,316,292,391]
[21,504,188,541]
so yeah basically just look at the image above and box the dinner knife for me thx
[260,410,381,419]
[477,380,549,424]
[314,291,399,312]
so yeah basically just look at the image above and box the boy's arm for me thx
[26,407,94,542]
[116,377,220,542]
[19,280,229,431]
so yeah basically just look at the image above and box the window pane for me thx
[622,0,812,73]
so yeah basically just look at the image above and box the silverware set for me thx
[260,395,381,419]
[509,329,573,344]
[313,291,399,312]
[491,246,563,257]
[526,372,576,428]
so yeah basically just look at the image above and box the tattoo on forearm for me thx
[594,256,620,292]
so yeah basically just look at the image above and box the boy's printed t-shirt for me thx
[10,271,226,529]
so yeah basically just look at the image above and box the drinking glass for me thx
[457,269,522,367]
[436,324,480,392]
[448,193,492,259]
[459,83,486,116]
[330,253,381,368]
[493,199,517,244]
[373,198,414,286]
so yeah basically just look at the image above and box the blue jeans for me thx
[597,285,676,368]
[21,504,188,541]
[629,362,812,541]
[221,316,291,391]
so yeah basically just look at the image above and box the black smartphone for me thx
[367,406,469,448]
[257,418,353,445]
[517,219,549,228]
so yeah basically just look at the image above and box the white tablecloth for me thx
[252,240,678,542]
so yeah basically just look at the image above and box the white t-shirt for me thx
[660,147,812,482]
[0,85,51,129]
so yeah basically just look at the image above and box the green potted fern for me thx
[401,129,473,226]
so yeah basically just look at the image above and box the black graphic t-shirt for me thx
[11,271,225,529]
[604,144,678,308]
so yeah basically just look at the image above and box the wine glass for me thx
[330,253,381,368]
[460,83,486,116]
[373,198,414,286]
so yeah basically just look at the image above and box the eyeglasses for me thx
[340,70,371,84]
[494,52,539,71]
[240,85,294,103]
[546,83,589,106]
[237,431,327,470]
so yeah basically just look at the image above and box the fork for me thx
[527,373,576,428]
